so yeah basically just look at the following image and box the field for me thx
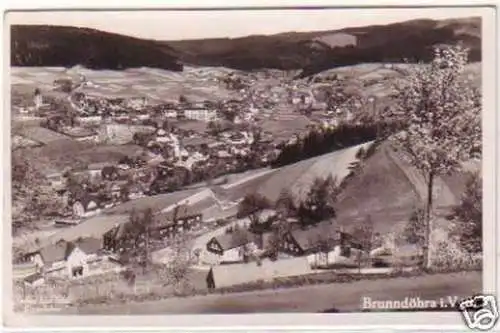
[10,65,240,103]
[63,270,481,314]
[14,140,148,175]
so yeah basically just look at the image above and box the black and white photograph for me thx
[3,3,497,329]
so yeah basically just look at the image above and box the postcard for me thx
[2,3,497,330]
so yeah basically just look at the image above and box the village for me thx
[10,41,482,314]
[11,66,411,306]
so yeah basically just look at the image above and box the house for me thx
[29,240,71,277]
[281,221,363,260]
[370,244,424,267]
[151,205,203,239]
[76,116,103,126]
[71,194,103,218]
[23,272,45,287]
[206,231,257,264]
[65,237,103,278]
[206,256,312,289]
[184,108,218,122]
[27,236,116,279]
[61,126,99,142]
[45,172,65,190]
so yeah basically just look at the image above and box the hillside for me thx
[11,17,480,75]
[10,25,183,71]
[165,17,481,76]
[335,142,476,234]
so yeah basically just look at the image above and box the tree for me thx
[11,152,65,231]
[120,208,155,273]
[298,175,339,226]
[266,220,291,260]
[382,44,481,269]
[352,215,374,253]
[351,216,374,271]
[275,188,297,218]
[452,172,482,253]
[402,207,426,246]
[236,193,272,229]
[232,224,253,263]
[163,234,195,291]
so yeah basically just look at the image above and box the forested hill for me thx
[11,25,183,71]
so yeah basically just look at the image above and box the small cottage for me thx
[206,231,257,264]
[65,237,103,278]
[71,194,102,218]
[29,240,70,277]
[281,221,363,267]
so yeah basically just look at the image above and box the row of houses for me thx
[205,219,364,267]
[103,204,203,253]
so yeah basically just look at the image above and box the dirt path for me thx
[65,271,481,314]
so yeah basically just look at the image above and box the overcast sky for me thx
[7,7,484,41]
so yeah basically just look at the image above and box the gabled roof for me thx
[212,231,254,251]
[289,221,340,252]
[73,237,102,255]
[38,240,70,265]
[24,272,44,284]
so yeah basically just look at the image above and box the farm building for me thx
[61,126,99,142]
[151,205,203,239]
[281,220,363,259]
[206,231,258,264]
[184,108,218,122]
[71,193,104,218]
[25,237,119,280]
[27,239,70,278]
[370,244,424,267]
[206,256,313,289]
[65,237,104,278]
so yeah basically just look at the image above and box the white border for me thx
[1,0,498,330]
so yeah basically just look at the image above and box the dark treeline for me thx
[11,25,183,71]
[271,122,402,168]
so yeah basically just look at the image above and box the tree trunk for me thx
[423,171,434,270]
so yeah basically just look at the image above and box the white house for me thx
[163,109,178,118]
[28,237,106,279]
[65,237,103,278]
[206,232,258,264]
[184,108,218,122]
[76,116,103,126]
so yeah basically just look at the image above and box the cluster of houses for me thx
[17,203,206,286]
[18,236,122,286]
[204,217,365,269]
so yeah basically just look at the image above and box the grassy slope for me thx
[15,141,147,175]
[335,144,420,234]
[67,271,481,314]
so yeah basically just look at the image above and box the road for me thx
[63,271,481,314]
